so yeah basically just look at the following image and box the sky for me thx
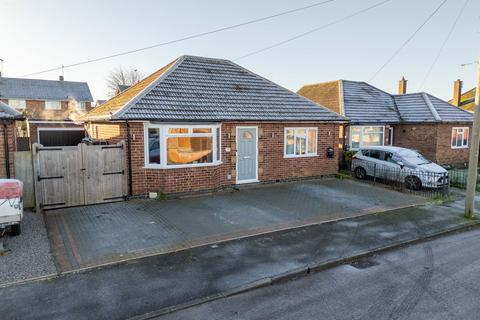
[1,0,479,101]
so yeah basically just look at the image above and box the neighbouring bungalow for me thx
[81,55,347,196]
[0,101,24,178]
[449,79,477,112]
[0,76,93,148]
[298,78,473,167]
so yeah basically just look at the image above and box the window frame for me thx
[6,99,26,109]
[284,127,318,158]
[349,125,385,150]
[45,100,62,110]
[143,123,222,169]
[451,127,469,149]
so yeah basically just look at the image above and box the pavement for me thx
[0,195,477,320]
[0,211,56,285]
[43,179,425,272]
[159,227,480,320]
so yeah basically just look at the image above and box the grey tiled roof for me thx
[342,81,472,123]
[0,77,93,102]
[342,80,399,123]
[0,101,24,120]
[112,55,346,122]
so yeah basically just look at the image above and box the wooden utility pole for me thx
[465,58,480,218]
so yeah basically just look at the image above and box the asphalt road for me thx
[160,228,480,320]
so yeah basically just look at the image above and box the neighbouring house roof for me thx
[0,77,93,102]
[0,101,24,120]
[449,87,476,112]
[298,80,473,124]
[82,55,346,122]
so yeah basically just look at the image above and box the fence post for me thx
[443,173,450,196]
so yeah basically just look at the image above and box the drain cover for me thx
[350,259,379,269]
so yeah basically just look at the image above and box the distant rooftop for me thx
[298,80,473,124]
[0,77,93,102]
[0,101,24,120]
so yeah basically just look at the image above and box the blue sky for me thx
[1,0,479,101]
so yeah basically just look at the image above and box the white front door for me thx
[236,127,258,184]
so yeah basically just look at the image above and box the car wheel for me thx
[354,167,367,180]
[405,176,422,191]
[10,223,21,236]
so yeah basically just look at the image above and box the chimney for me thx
[398,77,407,95]
[59,75,64,81]
[452,79,463,107]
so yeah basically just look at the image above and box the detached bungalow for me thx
[298,79,473,166]
[0,101,24,178]
[82,55,347,196]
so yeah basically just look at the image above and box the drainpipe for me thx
[126,121,133,197]
[343,123,350,151]
[2,121,11,178]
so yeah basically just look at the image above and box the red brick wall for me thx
[435,123,471,166]
[392,123,472,166]
[0,121,16,178]
[392,124,439,161]
[0,99,92,121]
[87,121,340,195]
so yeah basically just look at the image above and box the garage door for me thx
[38,129,86,147]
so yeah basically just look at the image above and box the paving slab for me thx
[0,196,477,320]
[44,179,426,271]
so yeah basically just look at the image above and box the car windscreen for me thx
[396,149,431,165]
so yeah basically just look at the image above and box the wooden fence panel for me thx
[13,151,35,208]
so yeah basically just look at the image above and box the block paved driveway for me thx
[44,179,427,272]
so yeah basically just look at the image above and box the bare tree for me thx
[105,66,143,97]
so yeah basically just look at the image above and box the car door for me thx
[366,150,387,178]
[382,151,401,181]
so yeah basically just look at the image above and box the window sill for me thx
[451,146,469,149]
[144,161,223,170]
[284,154,318,159]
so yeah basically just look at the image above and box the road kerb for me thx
[130,220,480,320]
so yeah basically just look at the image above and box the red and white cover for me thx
[0,179,23,199]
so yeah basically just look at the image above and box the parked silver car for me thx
[351,146,448,190]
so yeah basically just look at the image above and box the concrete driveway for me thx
[44,179,426,272]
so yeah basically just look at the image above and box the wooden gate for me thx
[33,141,127,211]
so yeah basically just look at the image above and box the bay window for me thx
[451,127,469,149]
[284,127,317,157]
[349,126,384,149]
[144,124,221,168]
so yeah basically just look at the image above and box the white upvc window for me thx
[77,101,86,111]
[284,127,317,158]
[349,126,385,150]
[7,99,26,109]
[45,100,62,110]
[144,123,222,169]
[451,127,469,149]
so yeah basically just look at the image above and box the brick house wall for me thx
[392,123,471,166]
[435,123,471,166]
[0,99,92,121]
[0,121,16,178]
[392,124,439,161]
[86,121,341,196]
[297,81,342,114]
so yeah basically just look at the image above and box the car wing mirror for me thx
[397,161,404,169]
